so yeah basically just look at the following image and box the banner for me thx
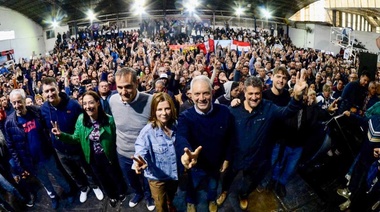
[1,49,14,56]
[231,40,251,52]
[214,40,231,49]
[168,44,197,51]
[198,39,215,53]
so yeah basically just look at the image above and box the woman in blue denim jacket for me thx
[133,92,178,212]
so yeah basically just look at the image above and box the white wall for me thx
[289,27,306,48]
[352,30,379,53]
[44,25,70,54]
[313,25,340,54]
[289,23,379,54]
[0,6,45,61]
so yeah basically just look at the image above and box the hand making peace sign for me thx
[181,146,202,169]
[132,155,148,174]
[293,69,308,101]
[51,121,61,137]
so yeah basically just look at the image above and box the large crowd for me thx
[0,20,379,212]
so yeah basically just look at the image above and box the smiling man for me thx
[40,77,104,204]
[5,89,73,209]
[175,75,234,212]
[227,72,307,210]
[109,67,155,211]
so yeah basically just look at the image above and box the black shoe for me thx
[275,183,286,197]
[26,194,34,207]
[266,179,276,191]
[119,194,126,202]
[109,199,117,208]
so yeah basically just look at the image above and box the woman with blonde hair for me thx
[133,92,178,212]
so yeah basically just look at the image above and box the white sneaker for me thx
[146,198,155,211]
[92,187,104,201]
[345,174,351,186]
[339,199,351,211]
[80,187,90,203]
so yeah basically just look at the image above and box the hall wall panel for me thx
[0,6,45,60]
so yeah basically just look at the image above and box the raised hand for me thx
[132,155,147,174]
[293,69,308,101]
[21,170,30,179]
[343,110,351,117]
[181,146,202,169]
[51,121,61,136]
[14,175,20,183]
[327,98,339,113]
[374,148,380,158]
[220,160,229,173]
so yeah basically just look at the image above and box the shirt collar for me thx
[194,103,214,115]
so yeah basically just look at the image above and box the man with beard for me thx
[226,71,307,210]
[262,66,291,195]
[40,77,104,204]
[263,66,290,106]
[338,70,371,114]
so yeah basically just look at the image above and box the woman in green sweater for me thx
[51,91,126,207]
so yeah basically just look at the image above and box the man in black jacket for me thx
[4,89,73,209]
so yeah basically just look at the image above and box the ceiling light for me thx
[87,10,96,22]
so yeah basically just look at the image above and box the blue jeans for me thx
[347,153,361,177]
[35,155,71,197]
[117,153,151,199]
[0,173,25,201]
[186,168,218,204]
[272,144,303,185]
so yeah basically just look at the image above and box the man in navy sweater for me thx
[176,75,234,212]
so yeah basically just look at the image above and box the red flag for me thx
[232,40,250,47]
[197,43,207,53]
[208,39,215,53]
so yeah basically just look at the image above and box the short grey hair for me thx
[155,79,166,87]
[9,89,26,100]
[191,75,212,92]
[244,76,263,91]
[115,67,137,83]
